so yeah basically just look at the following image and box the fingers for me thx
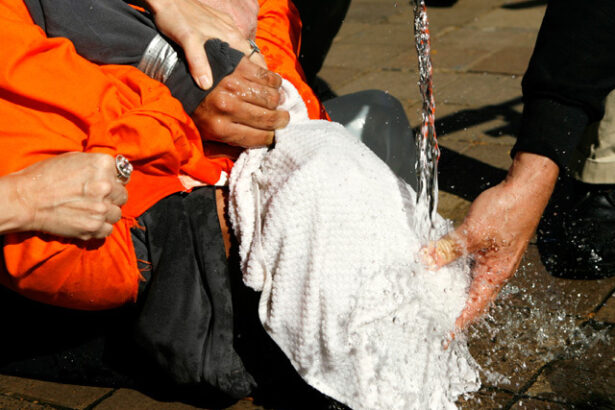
[74,202,119,240]
[84,179,127,206]
[216,122,275,147]
[105,204,122,225]
[108,184,128,206]
[248,52,268,69]
[184,37,214,89]
[211,75,288,129]
[420,231,466,269]
[223,77,283,109]
[229,100,290,131]
[236,57,283,89]
[195,87,289,147]
[454,262,502,330]
[79,221,113,241]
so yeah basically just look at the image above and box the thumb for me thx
[419,230,467,269]
[184,37,213,90]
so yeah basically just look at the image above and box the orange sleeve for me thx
[256,0,330,120]
[0,0,230,310]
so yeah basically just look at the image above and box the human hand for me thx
[421,152,559,330]
[11,152,129,240]
[145,0,258,89]
[191,56,290,148]
[197,0,259,40]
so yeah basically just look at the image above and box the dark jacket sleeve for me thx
[23,0,242,114]
[512,0,615,172]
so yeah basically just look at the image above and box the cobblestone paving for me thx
[2,0,614,409]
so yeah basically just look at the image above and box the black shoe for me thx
[538,180,615,279]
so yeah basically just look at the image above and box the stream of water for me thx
[411,0,440,241]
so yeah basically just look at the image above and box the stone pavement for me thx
[1,0,614,409]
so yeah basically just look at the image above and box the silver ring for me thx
[248,39,261,58]
[115,154,133,182]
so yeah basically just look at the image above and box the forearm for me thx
[503,151,559,213]
[0,174,30,235]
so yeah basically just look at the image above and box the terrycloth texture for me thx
[229,81,480,410]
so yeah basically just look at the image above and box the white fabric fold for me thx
[229,80,480,410]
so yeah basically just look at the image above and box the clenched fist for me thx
[4,152,129,240]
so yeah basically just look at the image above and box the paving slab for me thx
[432,98,522,145]
[324,43,409,71]
[594,292,615,323]
[333,69,424,105]
[504,246,615,317]
[460,142,513,171]
[338,23,414,47]
[524,327,615,408]
[0,394,56,409]
[435,72,522,107]
[435,26,538,51]
[317,66,364,90]
[343,0,408,25]
[437,190,471,224]
[456,388,513,409]
[465,245,615,394]
[93,389,198,410]
[0,375,111,409]
[467,7,547,31]
[470,46,535,76]
[509,398,568,410]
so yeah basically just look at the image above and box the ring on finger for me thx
[115,154,133,182]
[247,39,261,58]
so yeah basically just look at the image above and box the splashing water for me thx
[412,0,440,240]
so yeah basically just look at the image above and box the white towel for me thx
[228,81,480,410]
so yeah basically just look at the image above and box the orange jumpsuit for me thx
[0,0,326,310]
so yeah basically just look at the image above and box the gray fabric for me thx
[25,0,156,65]
[23,0,208,113]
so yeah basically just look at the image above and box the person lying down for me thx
[23,0,480,405]
[229,80,480,410]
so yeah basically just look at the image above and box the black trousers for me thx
[292,0,352,85]
[0,188,251,399]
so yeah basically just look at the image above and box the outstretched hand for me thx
[145,0,259,89]
[191,56,289,148]
[421,152,559,330]
[8,153,129,240]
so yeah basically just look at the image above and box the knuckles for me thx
[87,180,114,199]
[211,93,235,113]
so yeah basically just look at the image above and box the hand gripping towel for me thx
[229,81,480,410]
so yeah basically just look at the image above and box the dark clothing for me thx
[0,188,254,399]
[23,0,242,114]
[292,0,351,85]
[513,0,615,173]
[131,188,254,398]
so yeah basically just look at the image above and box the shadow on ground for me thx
[502,0,547,10]
[413,97,522,201]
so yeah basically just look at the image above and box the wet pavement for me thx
[2,0,614,409]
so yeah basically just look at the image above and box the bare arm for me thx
[0,153,128,240]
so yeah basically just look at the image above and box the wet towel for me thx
[229,81,480,410]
